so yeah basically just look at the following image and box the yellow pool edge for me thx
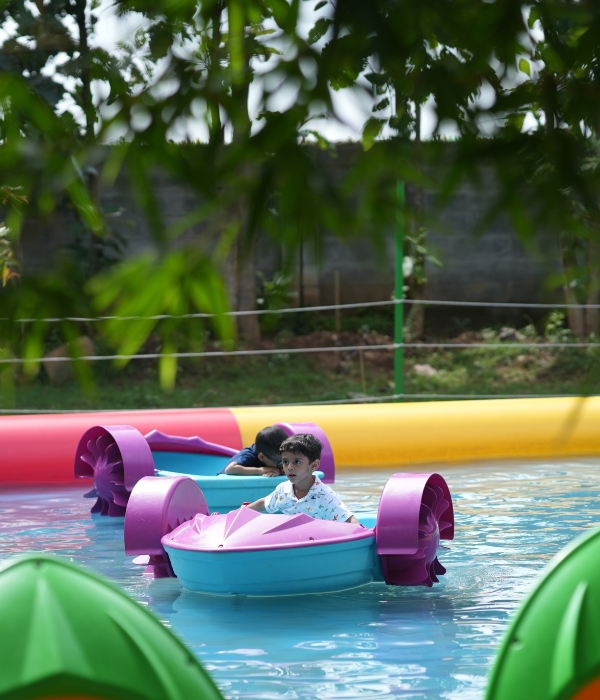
[230,397,600,469]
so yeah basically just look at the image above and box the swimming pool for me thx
[2,460,599,700]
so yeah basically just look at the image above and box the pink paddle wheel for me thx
[124,476,209,577]
[376,473,454,587]
[74,426,155,516]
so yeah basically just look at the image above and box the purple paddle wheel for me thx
[125,476,209,577]
[376,473,454,587]
[74,426,155,517]
[75,421,335,518]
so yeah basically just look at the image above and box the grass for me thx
[2,313,599,412]
[2,355,392,411]
[406,346,597,398]
[2,342,599,413]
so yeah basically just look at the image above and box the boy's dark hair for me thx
[279,434,323,463]
[255,426,288,460]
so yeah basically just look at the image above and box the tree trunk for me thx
[86,166,103,275]
[560,232,585,337]
[208,2,224,146]
[542,74,585,335]
[227,0,260,344]
[585,238,600,336]
[407,101,426,339]
[74,0,94,139]
[406,278,425,339]
[544,76,588,336]
[236,238,260,345]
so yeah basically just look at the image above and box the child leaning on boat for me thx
[247,433,360,524]
[222,425,288,477]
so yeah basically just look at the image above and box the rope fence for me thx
[3,297,600,324]
[0,341,599,366]
[1,297,597,412]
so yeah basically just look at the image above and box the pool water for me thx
[1,460,599,700]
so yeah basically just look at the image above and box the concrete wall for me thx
[18,144,559,312]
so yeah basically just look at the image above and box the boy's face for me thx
[281,450,319,485]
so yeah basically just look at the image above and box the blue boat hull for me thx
[154,453,325,513]
[164,537,378,596]
[155,470,289,513]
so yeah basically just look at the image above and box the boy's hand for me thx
[261,467,281,477]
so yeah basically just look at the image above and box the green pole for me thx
[394,181,405,400]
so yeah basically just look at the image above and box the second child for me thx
[222,425,288,477]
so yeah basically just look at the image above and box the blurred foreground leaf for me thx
[88,249,235,389]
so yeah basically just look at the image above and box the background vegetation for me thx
[4,309,598,411]
[1,0,600,408]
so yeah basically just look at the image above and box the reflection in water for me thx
[1,460,599,699]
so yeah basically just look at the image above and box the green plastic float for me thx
[486,527,600,700]
[0,555,225,700]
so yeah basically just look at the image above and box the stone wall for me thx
[18,144,560,317]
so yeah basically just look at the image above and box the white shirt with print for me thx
[264,476,353,521]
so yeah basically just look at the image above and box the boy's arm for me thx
[223,463,280,476]
[246,498,267,512]
[345,514,361,524]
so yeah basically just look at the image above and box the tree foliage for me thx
[1,0,600,391]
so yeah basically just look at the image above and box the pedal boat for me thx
[74,422,334,516]
[124,472,454,595]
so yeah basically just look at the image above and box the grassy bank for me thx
[2,320,598,412]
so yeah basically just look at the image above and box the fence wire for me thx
[0,340,599,366]
[4,298,600,325]
[1,296,598,411]
[3,296,600,324]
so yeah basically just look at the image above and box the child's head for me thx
[255,426,289,466]
[279,434,323,464]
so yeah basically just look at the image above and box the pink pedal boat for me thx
[123,472,454,596]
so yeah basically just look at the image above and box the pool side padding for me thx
[0,408,242,483]
[231,397,600,468]
[2,397,600,483]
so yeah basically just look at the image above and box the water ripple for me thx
[1,459,599,699]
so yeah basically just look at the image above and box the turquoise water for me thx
[1,460,599,699]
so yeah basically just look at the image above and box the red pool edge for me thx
[0,408,243,484]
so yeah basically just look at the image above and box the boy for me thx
[222,425,288,476]
[247,433,360,523]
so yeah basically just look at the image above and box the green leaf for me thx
[67,180,106,237]
[566,26,589,48]
[506,113,525,132]
[518,58,531,76]
[540,44,565,73]
[314,0,328,9]
[307,17,332,45]
[362,117,385,151]
[159,344,178,391]
[251,28,276,37]
[527,6,541,29]
[373,97,390,113]
[364,72,387,87]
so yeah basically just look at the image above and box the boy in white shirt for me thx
[247,434,360,523]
